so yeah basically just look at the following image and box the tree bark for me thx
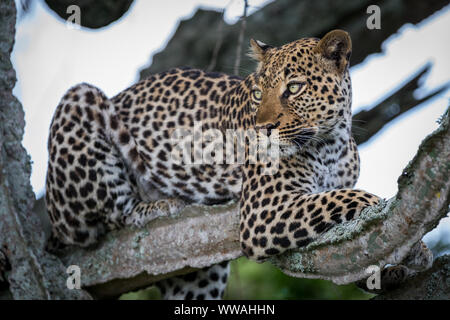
[0,0,91,300]
[60,202,239,299]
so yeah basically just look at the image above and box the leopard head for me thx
[249,30,353,156]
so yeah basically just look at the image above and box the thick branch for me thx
[60,202,240,299]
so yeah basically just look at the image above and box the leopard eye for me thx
[252,89,262,102]
[287,82,303,95]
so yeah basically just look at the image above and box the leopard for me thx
[39,29,430,300]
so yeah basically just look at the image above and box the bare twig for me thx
[233,0,248,76]
[207,9,225,72]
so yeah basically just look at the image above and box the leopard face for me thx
[248,30,353,156]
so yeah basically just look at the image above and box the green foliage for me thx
[224,257,373,300]
[120,257,373,300]
[120,286,161,300]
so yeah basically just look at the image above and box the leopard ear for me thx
[248,39,272,62]
[314,30,352,75]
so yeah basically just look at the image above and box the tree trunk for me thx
[0,0,91,300]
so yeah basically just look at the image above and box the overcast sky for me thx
[11,0,450,248]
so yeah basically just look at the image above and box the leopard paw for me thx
[125,198,187,227]
[355,264,410,294]
[164,198,187,218]
[150,197,186,220]
[401,240,433,272]
[379,265,410,291]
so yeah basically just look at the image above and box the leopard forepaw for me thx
[401,240,433,272]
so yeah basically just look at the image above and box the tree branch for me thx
[5,0,448,300]
[233,0,248,75]
[206,9,225,72]
[352,63,450,145]
[59,202,240,299]
[139,0,449,78]
[43,0,135,29]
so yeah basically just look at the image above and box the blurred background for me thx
[11,0,450,299]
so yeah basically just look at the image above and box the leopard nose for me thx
[255,121,279,136]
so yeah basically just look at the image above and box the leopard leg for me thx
[240,188,380,261]
[155,262,230,300]
[46,84,186,248]
[122,197,185,227]
[72,85,189,228]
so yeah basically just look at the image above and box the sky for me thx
[11,1,450,248]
